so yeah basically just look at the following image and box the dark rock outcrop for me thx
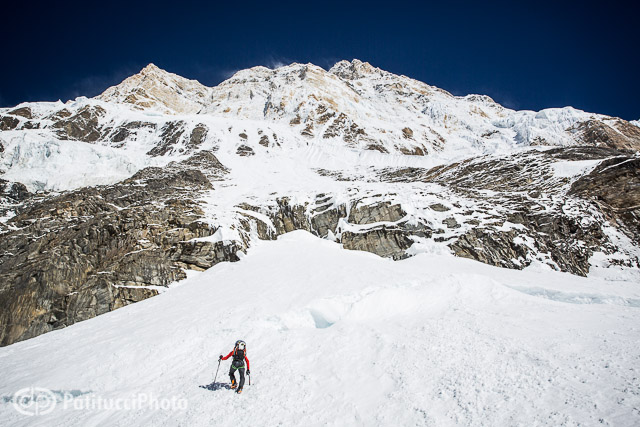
[349,202,406,224]
[569,154,640,242]
[323,113,366,144]
[272,197,311,235]
[342,227,413,260]
[103,121,157,146]
[237,195,418,260]
[450,228,529,270]
[569,119,640,151]
[147,121,186,156]
[236,145,255,156]
[0,179,30,203]
[0,152,233,347]
[188,124,208,149]
[53,105,106,142]
[9,107,33,119]
[310,195,347,238]
[1,115,20,130]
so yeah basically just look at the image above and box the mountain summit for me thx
[97,63,212,113]
[329,58,385,79]
[89,59,640,156]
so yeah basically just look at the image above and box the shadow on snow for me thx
[199,382,232,391]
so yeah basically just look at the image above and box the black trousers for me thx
[229,359,245,389]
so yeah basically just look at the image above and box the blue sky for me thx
[2,0,638,120]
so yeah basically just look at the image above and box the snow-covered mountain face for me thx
[2,59,639,192]
[0,60,639,348]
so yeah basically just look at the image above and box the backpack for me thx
[233,340,247,360]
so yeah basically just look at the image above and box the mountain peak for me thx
[329,59,383,80]
[138,63,168,78]
[96,64,210,114]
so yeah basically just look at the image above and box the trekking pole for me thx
[213,358,221,385]
[248,372,251,386]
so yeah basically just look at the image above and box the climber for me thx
[219,340,250,393]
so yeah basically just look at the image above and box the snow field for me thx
[0,231,639,426]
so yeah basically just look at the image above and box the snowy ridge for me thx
[1,59,636,194]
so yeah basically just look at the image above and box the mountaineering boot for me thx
[236,388,243,394]
[231,378,237,389]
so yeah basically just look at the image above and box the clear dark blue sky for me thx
[2,0,638,120]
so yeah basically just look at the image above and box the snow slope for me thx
[1,231,638,426]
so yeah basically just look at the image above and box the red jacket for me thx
[221,349,250,370]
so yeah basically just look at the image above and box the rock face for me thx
[0,179,30,203]
[309,195,347,238]
[450,228,530,270]
[147,121,186,156]
[0,152,231,346]
[0,115,19,131]
[569,155,640,242]
[569,119,640,151]
[377,146,639,276]
[53,105,106,142]
[448,214,605,276]
[341,228,414,260]
[349,202,406,224]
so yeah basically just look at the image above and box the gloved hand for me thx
[219,355,222,360]
[246,370,250,375]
